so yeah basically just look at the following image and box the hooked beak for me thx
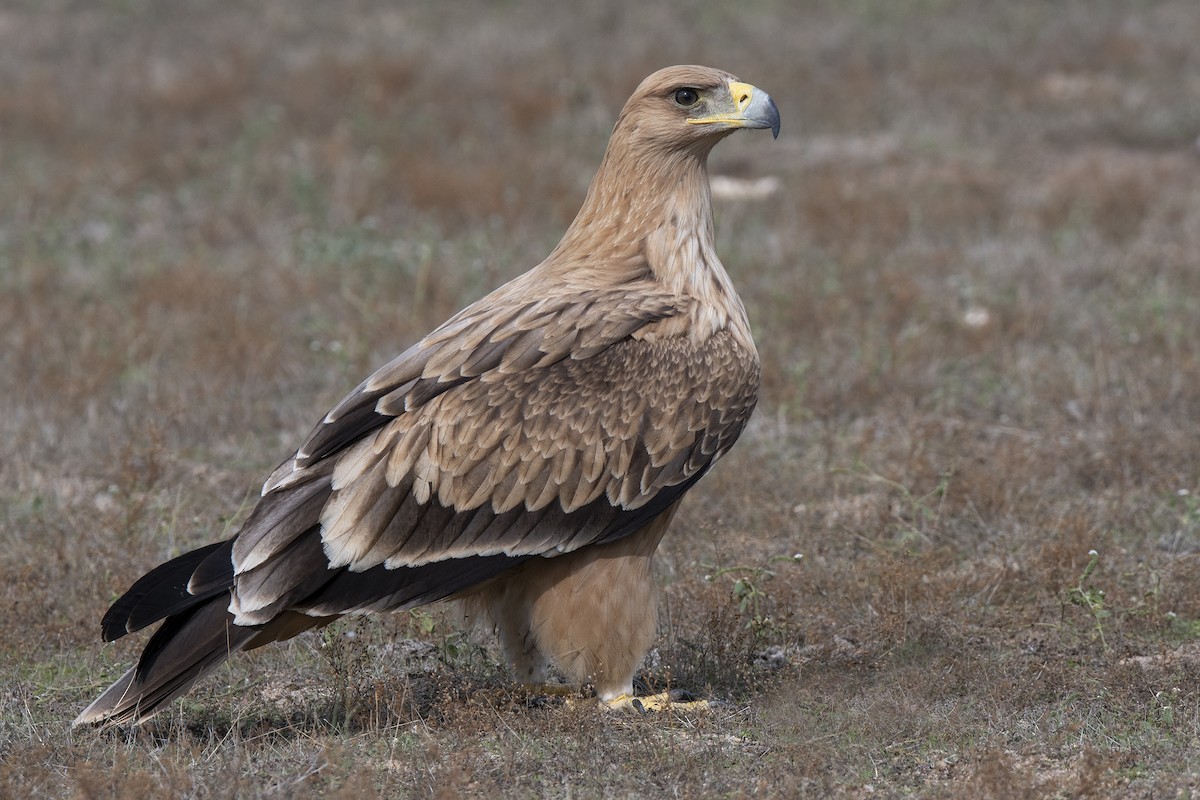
[687,79,781,139]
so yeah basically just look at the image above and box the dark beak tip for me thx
[765,96,781,139]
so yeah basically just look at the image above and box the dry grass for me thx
[3,0,1200,796]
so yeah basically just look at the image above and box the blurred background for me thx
[2,1,1199,796]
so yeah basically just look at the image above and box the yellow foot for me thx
[602,691,715,713]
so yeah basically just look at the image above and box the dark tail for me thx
[74,594,257,726]
[76,516,530,725]
[75,541,249,726]
[76,536,345,727]
[99,540,233,641]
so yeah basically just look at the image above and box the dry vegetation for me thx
[2,0,1199,797]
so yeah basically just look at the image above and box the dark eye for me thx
[673,88,700,107]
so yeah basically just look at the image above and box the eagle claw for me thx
[602,691,715,713]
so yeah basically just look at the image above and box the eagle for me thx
[76,64,780,725]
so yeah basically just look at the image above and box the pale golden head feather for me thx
[611,65,780,158]
[548,66,779,317]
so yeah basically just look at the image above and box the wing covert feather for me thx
[275,282,680,483]
[318,329,758,573]
[232,285,756,624]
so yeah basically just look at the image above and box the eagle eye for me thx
[673,88,701,108]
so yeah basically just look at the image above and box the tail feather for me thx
[75,596,258,726]
[187,539,238,596]
[78,525,529,725]
[101,541,233,641]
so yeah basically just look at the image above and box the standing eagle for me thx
[77,65,780,725]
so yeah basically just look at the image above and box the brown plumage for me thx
[76,64,780,725]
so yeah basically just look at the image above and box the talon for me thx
[601,692,640,712]
[602,691,715,713]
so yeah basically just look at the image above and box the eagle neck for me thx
[553,138,752,347]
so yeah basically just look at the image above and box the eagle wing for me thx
[223,276,759,625]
